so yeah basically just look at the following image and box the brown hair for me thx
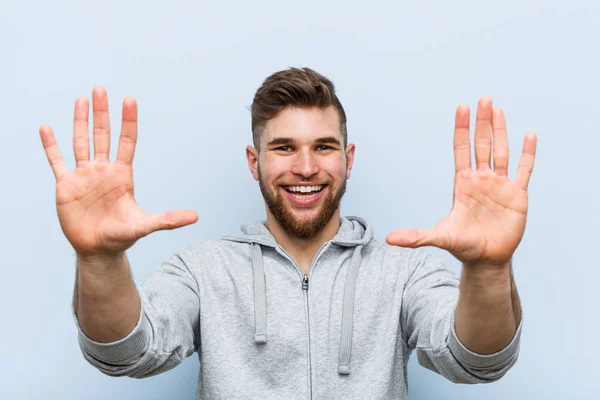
[251,67,347,150]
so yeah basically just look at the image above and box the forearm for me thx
[75,252,141,343]
[454,260,521,354]
[509,267,522,325]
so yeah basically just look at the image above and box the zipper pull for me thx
[302,274,309,290]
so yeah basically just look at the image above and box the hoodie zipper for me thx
[276,243,330,400]
[302,273,312,400]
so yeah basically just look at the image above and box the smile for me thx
[284,185,324,194]
[281,185,327,204]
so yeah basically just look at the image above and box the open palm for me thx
[386,98,537,265]
[40,88,198,258]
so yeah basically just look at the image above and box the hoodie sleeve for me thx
[73,247,201,379]
[400,249,522,383]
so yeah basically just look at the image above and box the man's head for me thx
[251,67,348,149]
[246,67,355,238]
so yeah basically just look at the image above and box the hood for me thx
[221,216,373,376]
[222,215,373,248]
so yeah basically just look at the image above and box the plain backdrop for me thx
[2,0,598,399]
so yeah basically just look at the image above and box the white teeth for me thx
[287,185,323,193]
[291,192,319,200]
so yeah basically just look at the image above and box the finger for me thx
[92,87,111,162]
[515,132,537,190]
[453,104,471,172]
[138,210,199,237]
[73,97,90,168]
[474,97,493,171]
[116,97,138,165]
[40,124,69,181]
[385,228,443,249]
[491,108,509,176]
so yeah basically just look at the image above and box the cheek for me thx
[324,156,348,178]
[259,157,292,182]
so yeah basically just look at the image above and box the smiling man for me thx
[40,67,536,399]
[250,95,353,274]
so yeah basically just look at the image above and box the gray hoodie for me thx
[75,216,521,399]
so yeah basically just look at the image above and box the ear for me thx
[246,145,260,181]
[345,143,356,179]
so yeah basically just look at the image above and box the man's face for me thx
[247,106,355,238]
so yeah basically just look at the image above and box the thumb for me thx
[138,210,199,237]
[385,228,443,248]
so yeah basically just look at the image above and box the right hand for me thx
[40,87,198,259]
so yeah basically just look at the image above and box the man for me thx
[40,67,537,399]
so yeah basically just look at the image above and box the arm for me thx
[75,252,140,343]
[74,248,201,378]
[454,260,520,354]
[40,87,200,377]
[389,97,536,381]
[401,250,521,383]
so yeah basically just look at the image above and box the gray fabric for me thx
[251,243,267,344]
[337,244,363,375]
[74,216,522,399]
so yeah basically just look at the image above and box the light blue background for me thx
[2,0,598,398]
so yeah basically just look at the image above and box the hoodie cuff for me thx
[447,312,523,370]
[72,303,150,364]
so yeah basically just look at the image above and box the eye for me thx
[316,145,334,151]
[276,146,294,152]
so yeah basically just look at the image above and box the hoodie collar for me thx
[221,216,372,249]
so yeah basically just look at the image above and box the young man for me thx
[40,67,537,399]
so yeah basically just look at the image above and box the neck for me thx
[264,209,341,274]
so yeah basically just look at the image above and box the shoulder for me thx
[362,239,447,278]
[182,239,251,264]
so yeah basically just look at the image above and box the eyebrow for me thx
[315,137,342,146]
[266,136,342,147]
[266,137,295,147]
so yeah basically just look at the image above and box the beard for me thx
[258,168,347,238]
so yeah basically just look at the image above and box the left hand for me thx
[386,97,537,265]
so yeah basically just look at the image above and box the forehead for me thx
[261,106,342,146]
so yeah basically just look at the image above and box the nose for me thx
[291,149,319,178]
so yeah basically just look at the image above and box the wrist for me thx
[77,251,126,264]
[460,259,512,296]
[462,259,511,279]
[76,251,133,309]
[77,252,129,277]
